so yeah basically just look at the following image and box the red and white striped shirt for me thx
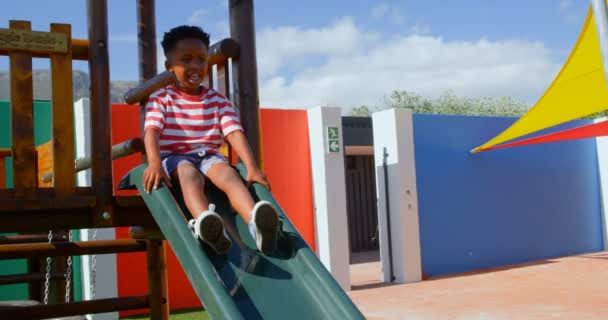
[144,84,243,155]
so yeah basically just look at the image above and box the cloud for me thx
[256,17,560,112]
[371,3,405,25]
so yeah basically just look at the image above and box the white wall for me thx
[307,107,351,290]
[595,118,608,250]
[74,98,118,320]
[372,108,422,283]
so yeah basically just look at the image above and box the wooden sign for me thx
[0,28,68,53]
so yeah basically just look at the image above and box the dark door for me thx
[345,155,379,253]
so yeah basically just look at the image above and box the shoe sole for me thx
[254,203,279,254]
[199,214,231,255]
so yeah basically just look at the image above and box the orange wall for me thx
[260,109,315,250]
[110,105,315,314]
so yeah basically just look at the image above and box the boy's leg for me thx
[173,163,208,218]
[205,161,278,253]
[172,162,231,254]
[205,162,254,223]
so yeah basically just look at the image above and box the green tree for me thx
[351,105,372,117]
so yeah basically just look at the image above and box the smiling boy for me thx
[142,25,279,255]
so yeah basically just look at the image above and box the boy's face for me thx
[165,38,208,95]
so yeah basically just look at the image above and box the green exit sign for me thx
[327,127,340,153]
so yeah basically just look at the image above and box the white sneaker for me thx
[248,201,279,254]
[189,204,231,255]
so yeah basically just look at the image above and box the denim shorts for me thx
[161,151,228,177]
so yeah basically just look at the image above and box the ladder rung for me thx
[0,239,147,260]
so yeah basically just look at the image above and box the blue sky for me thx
[0,0,590,110]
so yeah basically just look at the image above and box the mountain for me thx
[0,70,138,103]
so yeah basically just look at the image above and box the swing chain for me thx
[65,230,73,303]
[43,230,53,305]
[90,229,97,300]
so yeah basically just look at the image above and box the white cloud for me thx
[371,3,404,25]
[256,18,560,112]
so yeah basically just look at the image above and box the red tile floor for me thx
[348,251,608,319]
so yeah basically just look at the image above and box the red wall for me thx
[110,105,315,315]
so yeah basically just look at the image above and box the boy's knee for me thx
[210,165,242,190]
[177,165,204,185]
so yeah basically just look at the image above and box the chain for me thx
[90,229,97,300]
[65,230,73,303]
[43,230,53,305]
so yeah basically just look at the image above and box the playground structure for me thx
[0,0,364,319]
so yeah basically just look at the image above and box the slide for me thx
[119,163,365,320]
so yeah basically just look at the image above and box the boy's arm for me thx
[225,131,271,191]
[142,129,172,192]
[142,92,171,192]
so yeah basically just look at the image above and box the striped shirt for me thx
[144,84,243,155]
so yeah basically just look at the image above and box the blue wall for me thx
[413,114,604,277]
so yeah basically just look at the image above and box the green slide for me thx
[119,163,365,320]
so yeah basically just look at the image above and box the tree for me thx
[386,90,529,117]
[351,105,372,117]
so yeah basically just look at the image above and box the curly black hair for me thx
[161,25,210,56]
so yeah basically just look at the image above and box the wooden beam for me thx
[0,158,5,189]
[0,38,88,60]
[50,23,76,195]
[27,258,43,301]
[87,0,114,226]
[0,190,96,211]
[147,240,169,319]
[0,233,67,245]
[9,20,37,193]
[0,295,150,319]
[217,62,234,163]
[130,226,164,240]
[0,272,65,286]
[0,239,147,259]
[0,206,157,233]
[229,0,263,165]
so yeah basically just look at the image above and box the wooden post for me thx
[50,23,75,194]
[217,62,234,163]
[137,2,169,319]
[229,0,263,166]
[27,258,42,301]
[87,0,114,226]
[136,0,157,136]
[9,20,37,194]
[0,158,5,189]
[146,240,169,320]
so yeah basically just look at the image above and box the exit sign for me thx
[327,127,340,153]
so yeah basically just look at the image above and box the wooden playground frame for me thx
[0,0,261,318]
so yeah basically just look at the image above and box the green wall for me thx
[1,100,82,302]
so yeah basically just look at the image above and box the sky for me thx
[0,0,591,111]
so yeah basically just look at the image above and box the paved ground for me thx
[348,251,608,320]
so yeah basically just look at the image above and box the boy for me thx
[142,25,279,255]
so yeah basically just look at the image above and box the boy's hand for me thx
[246,168,271,191]
[143,164,172,193]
